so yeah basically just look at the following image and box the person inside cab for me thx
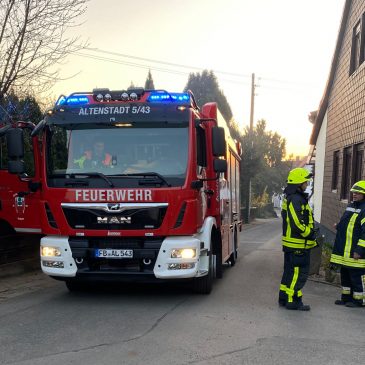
[74,138,112,169]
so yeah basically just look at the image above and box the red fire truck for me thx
[2,89,242,293]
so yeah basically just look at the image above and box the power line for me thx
[80,47,315,88]
[82,47,252,79]
[66,48,316,92]
[71,51,251,86]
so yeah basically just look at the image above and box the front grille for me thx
[69,237,163,273]
[62,206,167,230]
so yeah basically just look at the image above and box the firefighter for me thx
[74,139,112,169]
[330,180,365,308]
[279,167,317,311]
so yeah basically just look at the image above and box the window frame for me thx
[350,15,365,75]
[341,146,352,200]
[352,142,364,184]
[331,150,340,191]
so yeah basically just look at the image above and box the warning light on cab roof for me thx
[147,91,190,102]
[54,89,191,106]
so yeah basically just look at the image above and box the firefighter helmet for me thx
[287,168,313,185]
[350,181,365,194]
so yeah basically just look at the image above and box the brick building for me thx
[310,0,365,241]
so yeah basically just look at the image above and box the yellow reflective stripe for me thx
[282,239,316,249]
[344,214,358,258]
[330,254,343,265]
[287,267,299,303]
[341,287,351,294]
[285,202,291,238]
[280,284,287,292]
[283,236,306,244]
[282,242,316,249]
[358,239,365,248]
[305,241,317,248]
[297,290,303,297]
[330,254,365,268]
[283,242,306,249]
[361,217,365,226]
[288,202,306,233]
[353,292,364,300]
[302,226,311,237]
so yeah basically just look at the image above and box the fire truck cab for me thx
[5,89,242,294]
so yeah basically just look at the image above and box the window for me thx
[350,15,365,74]
[196,126,207,171]
[341,147,352,200]
[352,143,364,183]
[331,150,340,190]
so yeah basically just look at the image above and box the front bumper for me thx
[40,235,207,280]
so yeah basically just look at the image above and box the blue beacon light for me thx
[57,95,89,106]
[147,91,190,102]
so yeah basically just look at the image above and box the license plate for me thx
[95,249,133,259]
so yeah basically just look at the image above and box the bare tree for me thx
[0,0,88,101]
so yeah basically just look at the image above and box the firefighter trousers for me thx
[279,250,310,304]
[339,266,365,305]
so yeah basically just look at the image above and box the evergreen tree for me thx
[144,70,155,90]
[183,70,233,122]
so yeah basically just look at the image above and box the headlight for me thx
[41,246,61,257]
[171,248,196,259]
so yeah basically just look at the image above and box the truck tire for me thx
[192,251,213,294]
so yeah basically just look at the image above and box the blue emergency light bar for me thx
[55,90,191,106]
[56,95,89,106]
[147,91,190,102]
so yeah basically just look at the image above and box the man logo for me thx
[108,203,120,211]
[97,216,132,224]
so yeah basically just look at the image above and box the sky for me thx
[50,0,346,157]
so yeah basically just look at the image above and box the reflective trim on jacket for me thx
[330,201,365,268]
[281,186,316,251]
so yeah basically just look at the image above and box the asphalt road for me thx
[1,218,365,365]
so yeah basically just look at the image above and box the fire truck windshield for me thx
[46,125,189,187]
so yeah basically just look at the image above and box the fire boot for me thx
[285,301,311,311]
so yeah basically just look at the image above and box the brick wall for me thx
[322,0,365,231]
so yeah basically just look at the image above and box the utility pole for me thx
[244,73,256,223]
[250,73,255,130]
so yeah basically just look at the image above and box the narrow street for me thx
[1,218,365,365]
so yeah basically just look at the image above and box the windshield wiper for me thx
[66,172,115,187]
[114,172,171,187]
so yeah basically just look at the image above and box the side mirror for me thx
[212,127,226,157]
[7,128,24,158]
[6,128,25,175]
[213,158,227,173]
